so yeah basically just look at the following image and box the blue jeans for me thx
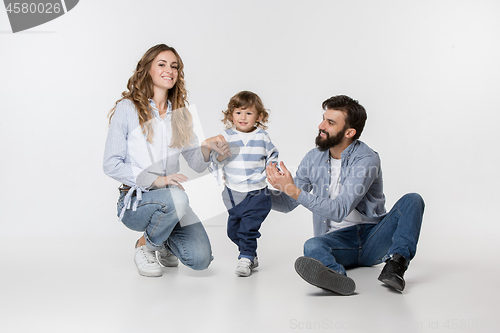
[118,187,213,270]
[224,187,272,260]
[303,193,425,275]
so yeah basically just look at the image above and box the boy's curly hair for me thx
[222,91,269,130]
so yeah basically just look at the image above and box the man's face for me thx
[315,109,348,151]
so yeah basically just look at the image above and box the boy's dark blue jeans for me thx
[223,186,272,260]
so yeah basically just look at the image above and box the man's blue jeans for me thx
[303,193,425,275]
[118,187,213,270]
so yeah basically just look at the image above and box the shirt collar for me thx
[149,99,172,117]
[340,139,360,160]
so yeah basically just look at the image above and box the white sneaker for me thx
[235,257,259,277]
[157,247,179,267]
[134,245,162,277]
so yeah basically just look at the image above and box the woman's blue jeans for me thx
[304,193,425,275]
[118,187,213,270]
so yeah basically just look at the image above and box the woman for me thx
[103,44,229,277]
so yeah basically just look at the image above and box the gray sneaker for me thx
[235,257,259,277]
[157,247,179,267]
[134,245,162,277]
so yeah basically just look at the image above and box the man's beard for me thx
[315,128,346,151]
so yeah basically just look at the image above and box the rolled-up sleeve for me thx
[103,101,141,186]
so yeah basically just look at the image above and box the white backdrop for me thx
[1,0,499,250]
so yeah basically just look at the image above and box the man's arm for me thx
[297,154,380,222]
[268,154,381,222]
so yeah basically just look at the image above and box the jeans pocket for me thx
[117,192,126,217]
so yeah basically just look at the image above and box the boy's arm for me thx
[264,133,279,165]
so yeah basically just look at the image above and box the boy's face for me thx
[232,105,262,133]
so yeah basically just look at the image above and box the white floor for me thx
[2,209,498,333]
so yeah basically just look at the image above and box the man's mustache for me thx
[318,130,329,137]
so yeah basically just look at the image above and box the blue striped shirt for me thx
[210,128,279,192]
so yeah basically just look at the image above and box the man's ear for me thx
[345,128,357,139]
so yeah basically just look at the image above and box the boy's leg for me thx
[237,188,272,259]
[223,187,243,247]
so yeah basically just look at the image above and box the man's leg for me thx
[303,227,359,275]
[296,226,359,295]
[360,193,425,291]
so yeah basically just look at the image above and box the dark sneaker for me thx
[378,254,408,292]
[294,256,356,295]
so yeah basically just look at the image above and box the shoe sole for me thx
[137,270,162,277]
[235,269,251,277]
[158,259,179,267]
[378,275,404,292]
[294,256,355,295]
[134,259,162,277]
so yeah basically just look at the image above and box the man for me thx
[267,95,424,295]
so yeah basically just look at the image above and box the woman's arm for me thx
[201,134,231,162]
[103,102,137,185]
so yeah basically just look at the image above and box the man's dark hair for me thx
[322,95,367,140]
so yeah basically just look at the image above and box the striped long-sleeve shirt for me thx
[210,127,279,192]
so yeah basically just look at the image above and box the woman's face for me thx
[148,50,179,93]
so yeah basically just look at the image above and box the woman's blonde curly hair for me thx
[109,44,194,148]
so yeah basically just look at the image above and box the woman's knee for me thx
[169,188,190,219]
[187,251,212,270]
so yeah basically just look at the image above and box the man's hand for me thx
[266,161,301,200]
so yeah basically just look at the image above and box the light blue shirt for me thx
[103,98,208,219]
[270,140,386,237]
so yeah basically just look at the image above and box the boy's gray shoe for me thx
[294,256,355,295]
[235,257,259,277]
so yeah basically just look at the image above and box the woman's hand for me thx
[201,134,231,162]
[153,174,188,191]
